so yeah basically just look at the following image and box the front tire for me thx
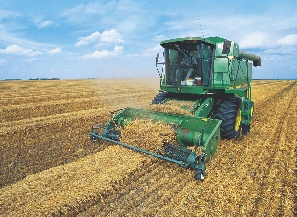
[217,97,241,139]
[152,92,167,104]
[194,169,205,181]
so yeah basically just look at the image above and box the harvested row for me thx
[121,119,177,153]
[0,97,104,123]
[0,80,100,106]
[0,145,152,216]
[148,102,193,115]
[0,108,110,187]
[248,82,296,215]
[0,91,98,106]
[78,161,192,216]
[89,79,160,109]
[251,80,287,86]
[0,88,96,98]
[0,80,89,94]
[252,80,294,105]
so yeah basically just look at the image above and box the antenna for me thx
[197,18,204,38]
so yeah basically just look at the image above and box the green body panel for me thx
[224,88,247,97]
[194,97,214,117]
[160,36,226,46]
[176,116,220,161]
[213,58,230,87]
[160,85,207,94]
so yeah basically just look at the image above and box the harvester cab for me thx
[91,36,261,181]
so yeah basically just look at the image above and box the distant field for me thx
[0,79,296,216]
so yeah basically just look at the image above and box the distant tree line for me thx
[29,78,60,80]
[2,78,60,81]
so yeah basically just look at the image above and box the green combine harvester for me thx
[90,36,261,180]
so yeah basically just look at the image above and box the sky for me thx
[0,0,297,80]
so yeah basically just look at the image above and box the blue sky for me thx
[0,0,296,80]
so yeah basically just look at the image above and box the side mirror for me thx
[156,53,159,67]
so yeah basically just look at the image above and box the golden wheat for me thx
[0,79,295,216]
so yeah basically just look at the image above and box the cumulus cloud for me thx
[83,45,123,59]
[0,45,42,56]
[75,29,123,46]
[47,48,61,54]
[277,34,297,45]
[100,29,123,43]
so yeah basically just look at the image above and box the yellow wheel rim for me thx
[235,109,241,131]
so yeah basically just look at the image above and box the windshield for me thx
[164,42,214,86]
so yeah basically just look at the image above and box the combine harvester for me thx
[90,36,261,180]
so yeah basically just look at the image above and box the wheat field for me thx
[0,78,296,216]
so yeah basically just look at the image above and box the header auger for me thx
[90,36,261,181]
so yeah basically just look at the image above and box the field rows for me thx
[0,146,152,216]
[0,109,111,187]
[0,92,98,106]
[0,79,158,188]
[0,97,106,123]
[79,80,297,216]
[0,79,296,216]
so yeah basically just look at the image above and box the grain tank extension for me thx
[90,36,261,180]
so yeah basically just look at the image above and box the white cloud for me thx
[83,45,123,59]
[47,48,61,54]
[38,20,54,28]
[33,16,54,28]
[154,34,166,41]
[277,34,297,45]
[100,29,123,43]
[0,59,7,65]
[75,31,100,46]
[0,9,19,19]
[62,2,117,23]
[113,45,124,53]
[0,45,42,56]
[238,32,271,49]
[75,29,123,46]
[62,1,143,33]
[141,44,163,56]
[0,27,58,53]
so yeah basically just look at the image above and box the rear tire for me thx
[217,97,241,139]
[152,92,167,104]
